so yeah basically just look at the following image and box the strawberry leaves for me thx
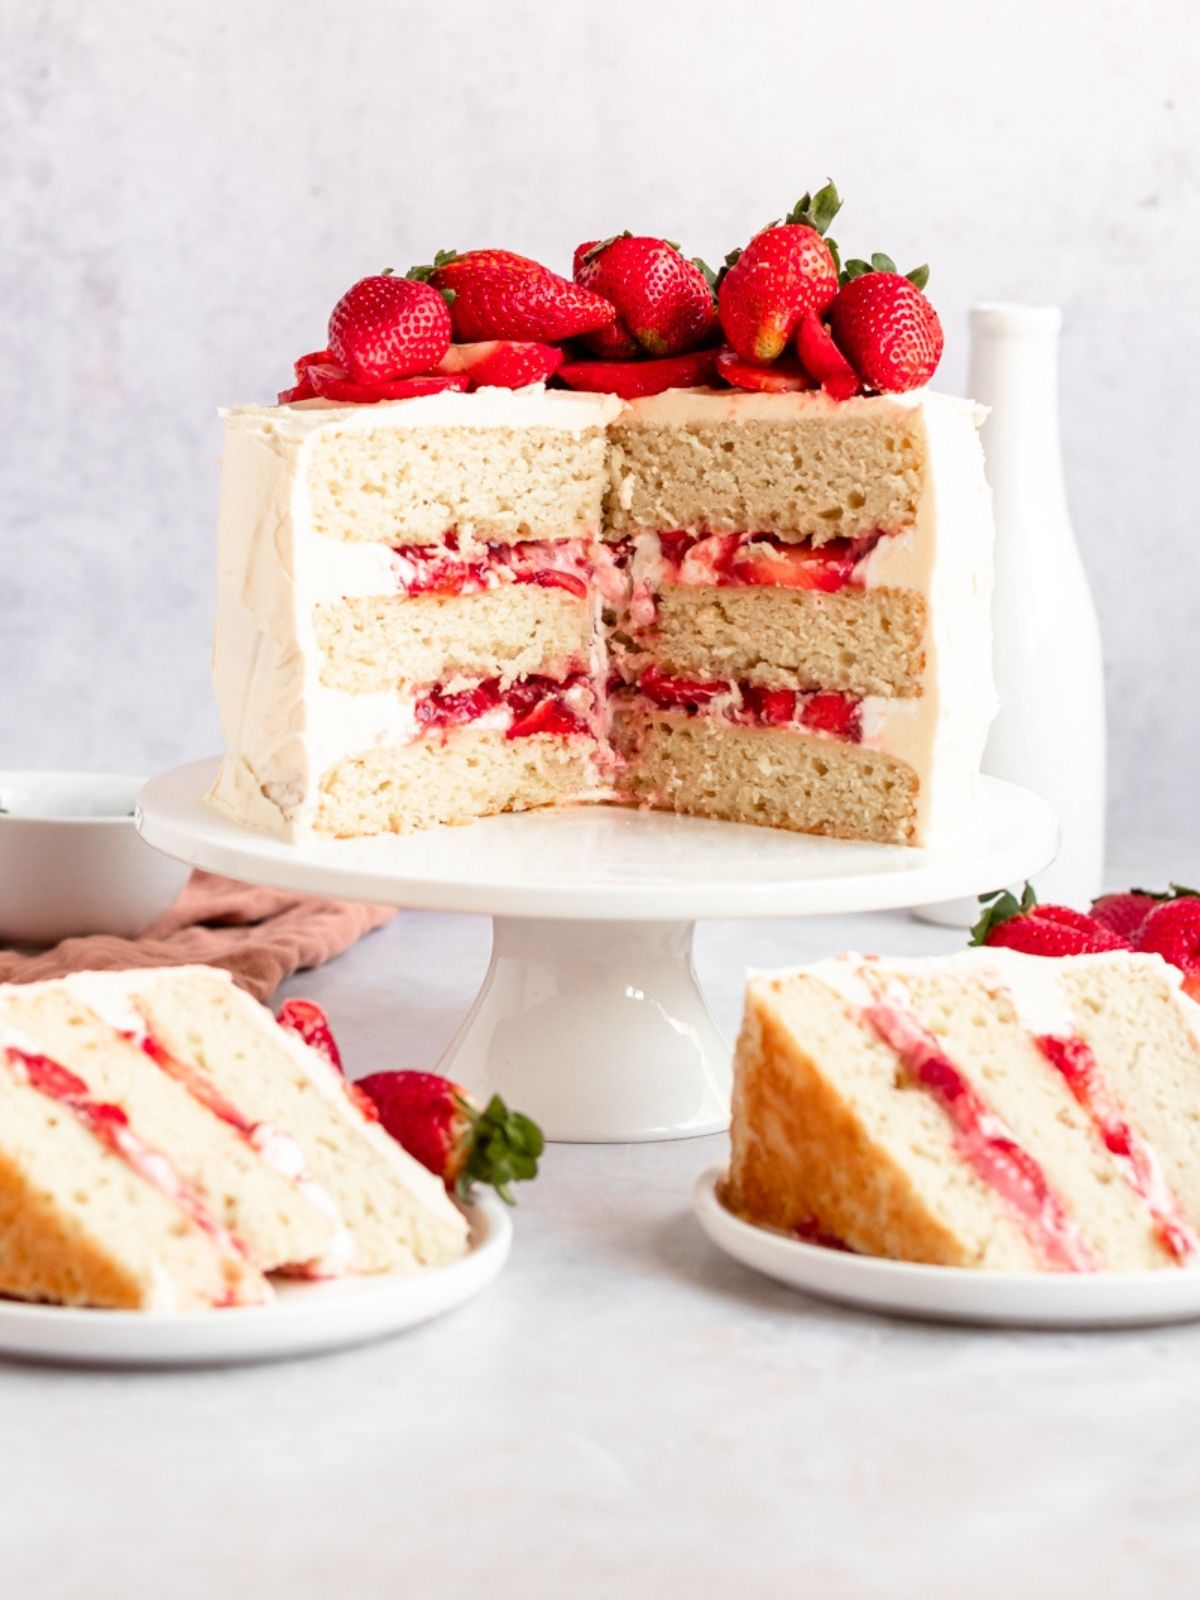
[970,883,1038,946]
[840,252,930,290]
[456,1092,544,1204]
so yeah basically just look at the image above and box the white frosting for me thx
[208,387,995,845]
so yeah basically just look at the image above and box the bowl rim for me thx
[0,769,148,826]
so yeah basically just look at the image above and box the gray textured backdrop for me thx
[2,0,1197,856]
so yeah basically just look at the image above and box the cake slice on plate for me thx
[725,949,1200,1272]
[0,967,468,1310]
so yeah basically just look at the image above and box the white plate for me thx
[693,1167,1200,1329]
[138,759,1057,921]
[0,1196,511,1367]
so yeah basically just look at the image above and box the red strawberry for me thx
[275,998,344,1072]
[414,249,616,343]
[718,185,842,361]
[294,349,334,380]
[436,339,564,389]
[741,685,798,726]
[305,363,468,404]
[733,540,857,592]
[639,666,729,708]
[715,346,814,393]
[1137,895,1200,995]
[573,237,645,357]
[507,698,590,739]
[356,1071,544,1202]
[1090,891,1161,943]
[518,569,588,599]
[827,272,943,393]
[800,691,862,741]
[795,311,861,400]
[277,377,316,404]
[556,348,717,398]
[970,884,1131,956]
[574,234,716,357]
[327,275,452,383]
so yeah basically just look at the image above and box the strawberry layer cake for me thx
[208,183,996,846]
[726,948,1200,1272]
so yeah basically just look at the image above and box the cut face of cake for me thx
[208,382,994,847]
[726,950,1200,1272]
[0,967,468,1310]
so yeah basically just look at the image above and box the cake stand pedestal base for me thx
[437,918,729,1142]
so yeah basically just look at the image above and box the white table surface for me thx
[6,881,1200,1599]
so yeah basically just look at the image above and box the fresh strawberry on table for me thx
[827,266,942,394]
[717,182,841,362]
[970,884,1132,955]
[357,1071,544,1202]
[575,234,717,357]
[327,274,453,383]
[410,248,616,343]
[1135,891,1200,999]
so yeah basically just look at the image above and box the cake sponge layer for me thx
[307,426,610,543]
[607,402,925,540]
[316,728,599,837]
[315,587,592,693]
[642,584,926,698]
[613,710,918,842]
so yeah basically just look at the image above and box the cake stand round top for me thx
[138,759,1057,920]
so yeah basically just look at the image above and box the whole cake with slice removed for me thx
[725,948,1200,1272]
[208,182,996,847]
[0,967,469,1310]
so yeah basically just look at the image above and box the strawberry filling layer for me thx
[415,671,595,740]
[391,536,592,600]
[858,996,1097,1272]
[651,530,880,592]
[623,667,862,742]
[3,1045,257,1298]
[1035,1033,1199,1265]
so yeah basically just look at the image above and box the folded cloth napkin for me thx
[0,871,395,1003]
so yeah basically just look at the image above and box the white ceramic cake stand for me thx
[138,760,1057,1144]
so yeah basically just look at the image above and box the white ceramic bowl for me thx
[0,771,191,945]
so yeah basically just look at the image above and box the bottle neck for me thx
[968,315,1067,504]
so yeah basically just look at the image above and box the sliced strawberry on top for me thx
[275,998,344,1072]
[306,363,469,404]
[556,349,717,398]
[715,346,814,394]
[799,691,862,741]
[327,275,452,383]
[436,340,564,390]
[277,377,316,404]
[795,311,861,400]
[414,249,616,343]
[732,539,858,592]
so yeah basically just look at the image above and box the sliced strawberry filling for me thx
[634,668,862,742]
[857,995,1097,1272]
[391,537,592,600]
[1035,1034,1199,1265]
[642,530,882,593]
[3,1046,255,1286]
[414,673,594,740]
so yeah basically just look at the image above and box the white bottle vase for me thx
[917,303,1106,925]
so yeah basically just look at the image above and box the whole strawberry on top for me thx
[575,234,717,358]
[970,884,1131,957]
[358,1070,544,1203]
[409,248,616,344]
[717,183,841,362]
[328,274,452,383]
[827,257,943,395]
